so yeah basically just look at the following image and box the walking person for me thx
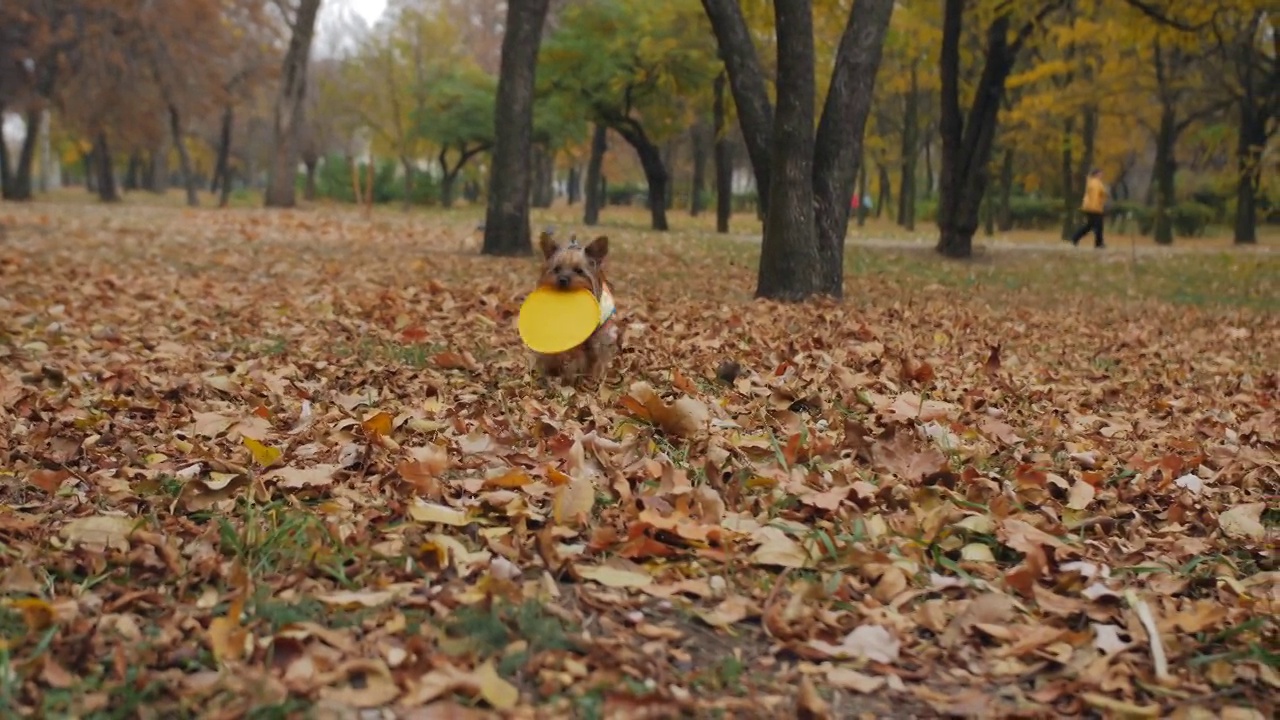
[1069,168,1108,248]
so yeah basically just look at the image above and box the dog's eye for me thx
[574,267,586,275]
[553,265,562,274]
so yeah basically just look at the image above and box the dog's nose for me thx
[556,276,570,289]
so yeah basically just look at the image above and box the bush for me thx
[1004,197,1060,230]
[605,183,647,207]
[1169,201,1214,237]
[308,155,439,205]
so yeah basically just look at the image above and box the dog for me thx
[532,232,620,384]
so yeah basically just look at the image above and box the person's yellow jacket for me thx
[1081,176,1108,214]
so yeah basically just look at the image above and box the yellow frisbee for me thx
[518,287,603,354]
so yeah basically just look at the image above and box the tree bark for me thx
[690,122,709,216]
[567,166,581,205]
[700,0,774,218]
[168,104,199,207]
[713,71,732,233]
[5,108,41,200]
[213,104,234,197]
[609,119,669,231]
[94,132,120,203]
[531,145,554,208]
[400,155,414,209]
[1058,116,1075,239]
[583,123,607,226]
[997,146,1015,231]
[1233,104,1265,244]
[482,0,551,255]
[1152,105,1177,245]
[0,104,11,199]
[936,0,1057,258]
[811,0,894,296]
[126,151,143,191]
[756,0,820,301]
[897,58,919,230]
[875,161,890,218]
[264,0,321,208]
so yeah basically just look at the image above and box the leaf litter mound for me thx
[0,204,1277,719]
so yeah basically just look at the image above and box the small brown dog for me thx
[532,232,620,383]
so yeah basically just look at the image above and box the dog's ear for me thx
[538,232,559,260]
[585,235,609,263]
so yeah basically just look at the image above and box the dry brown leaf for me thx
[1218,502,1266,541]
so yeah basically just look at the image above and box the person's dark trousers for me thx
[1070,212,1105,247]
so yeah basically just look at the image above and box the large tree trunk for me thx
[168,104,199,207]
[0,104,11,199]
[897,58,919,230]
[713,72,732,234]
[660,140,676,210]
[756,0,820,301]
[482,0,551,255]
[1233,103,1265,245]
[583,123,607,226]
[936,1,1044,259]
[264,0,321,208]
[94,132,120,203]
[700,0,774,219]
[2,109,41,200]
[690,122,709,216]
[810,0,894,296]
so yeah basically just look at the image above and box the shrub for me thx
[1169,201,1214,237]
[1004,197,1059,230]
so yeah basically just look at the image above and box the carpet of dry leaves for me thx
[0,202,1277,719]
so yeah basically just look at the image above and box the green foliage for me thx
[412,65,497,152]
[1003,197,1061,230]
[538,0,720,140]
[1169,201,1215,238]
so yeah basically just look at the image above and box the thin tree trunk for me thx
[264,0,321,208]
[1152,105,1177,245]
[126,151,143,191]
[400,155,414,209]
[531,145,554,208]
[923,135,933,199]
[303,156,318,202]
[584,123,607,226]
[213,104,233,196]
[94,131,120,203]
[149,141,169,193]
[660,140,676,210]
[700,0,773,221]
[856,159,867,227]
[1059,116,1075,239]
[168,104,199,207]
[756,0,819,300]
[6,108,41,200]
[611,122,670,231]
[997,146,1015,231]
[1233,103,1264,244]
[875,161,890,218]
[713,71,732,234]
[482,0,551,255]
[897,58,919,230]
[690,123,709,216]
[567,165,581,205]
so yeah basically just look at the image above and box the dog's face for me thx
[537,233,609,296]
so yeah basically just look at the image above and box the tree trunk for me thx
[897,58,919,230]
[923,135,933,199]
[713,71,732,234]
[756,0,820,301]
[482,0,551,255]
[1075,105,1098,208]
[997,146,1015,231]
[1233,103,1265,244]
[84,151,97,193]
[168,104,199,207]
[400,155,414,209]
[1058,116,1075,239]
[700,0,774,221]
[1152,105,1176,245]
[809,0,894,296]
[936,2,1037,259]
[303,157,318,202]
[612,122,670,231]
[531,145,554,208]
[126,151,143,191]
[94,132,120,203]
[5,108,41,200]
[690,123,710,216]
[583,123,607,226]
[856,159,867,227]
[875,161,890,218]
[660,140,676,210]
[37,109,54,193]
[0,104,11,199]
[567,165,581,205]
[213,104,233,196]
[264,0,321,208]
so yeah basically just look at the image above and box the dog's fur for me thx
[532,232,620,383]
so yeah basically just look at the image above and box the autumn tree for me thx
[1210,3,1279,244]
[539,0,719,232]
[413,66,496,207]
[264,0,322,208]
[702,0,894,299]
[482,0,552,257]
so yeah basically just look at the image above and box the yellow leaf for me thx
[473,659,519,709]
[59,515,135,552]
[576,561,653,588]
[362,410,394,437]
[242,437,282,467]
[551,474,595,526]
[408,499,475,527]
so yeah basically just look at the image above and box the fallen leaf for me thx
[408,500,475,527]
[242,437,283,467]
[576,561,653,588]
[825,667,886,694]
[1218,502,1266,541]
[807,624,900,663]
[59,515,135,552]
[268,464,338,489]
[749,526,810,568]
